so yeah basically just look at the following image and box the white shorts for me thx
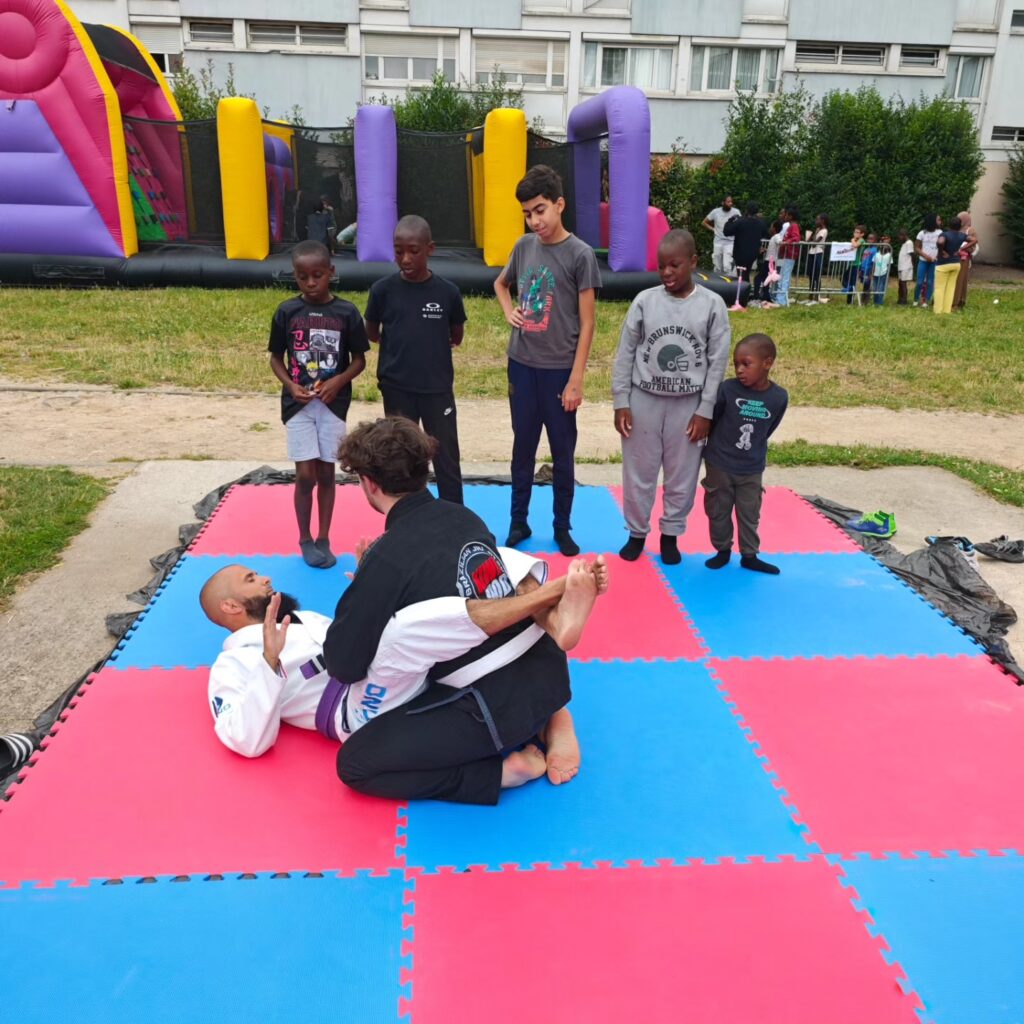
[286,400,347,463]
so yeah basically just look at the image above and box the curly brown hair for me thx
[338,417,437,495]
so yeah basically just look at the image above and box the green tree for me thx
[997,145,1024,265]
[171,59,249,121]
[367,70,531,133]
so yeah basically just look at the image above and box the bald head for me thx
[200,564,271,631]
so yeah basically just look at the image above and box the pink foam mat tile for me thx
[608,484,860,554]
[406,858,920,1024]
[541,552,707,661]
[189,484,387,556]
[708,655,1024,853]
[0,667,403,885]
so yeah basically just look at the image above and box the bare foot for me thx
[554,559,598,651]
[590,554,610,596]
[500,744,547,789]
[542,707,581,786]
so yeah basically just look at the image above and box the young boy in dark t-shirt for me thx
[702,333,788,575]
[494,165,602,556]
[269,241,369,567]
[364,215,467,504]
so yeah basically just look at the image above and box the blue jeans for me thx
[914,260,935,304]
[776,258,794,306]
[872,273,887,305]
[507,358,577,530]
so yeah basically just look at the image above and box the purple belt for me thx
[303,656,348,741]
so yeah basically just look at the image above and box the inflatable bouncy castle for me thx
[0,0,744,301]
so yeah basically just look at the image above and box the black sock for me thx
[660,534,681,565]
[554,528,580,557]
[705,550,731,569]
[741,554,780,575]
[619,535,645,561]
[506,521,532,547]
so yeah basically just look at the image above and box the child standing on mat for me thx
[364,215,467,504]
[269,240,369,567]
[612,229,731,566]
[494,164,602,556]
[702,333,788,575]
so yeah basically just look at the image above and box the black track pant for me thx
[337,636,571,805]
[381,385,463,504]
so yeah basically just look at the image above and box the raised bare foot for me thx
[542,707,581,786]
[590,554,610,596]
[554,559,598,651]
[500,744,547,789]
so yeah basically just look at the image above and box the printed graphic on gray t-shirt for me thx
[502,233,602,369]
[611,284,731,419]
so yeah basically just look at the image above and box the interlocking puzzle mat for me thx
[3,483,1021,1023]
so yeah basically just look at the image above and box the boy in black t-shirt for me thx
[269,241,369,567]
[365,215,468,504]
[702,333,789,575]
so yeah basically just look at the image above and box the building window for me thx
[795,41,887,66]
[583,41,673,91]
[364,35,457,83]
[689,46,782,93]
[475,38,567,88]
[247,22,347,48]
[582,0,631,12]
[523,0,570,9]
[1012,9,1024,28]
[187,20,233,44]
[944,54,986,98]
[992,125,1024,142]
[900,46,941,68]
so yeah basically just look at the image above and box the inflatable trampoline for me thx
[0,0,745,302]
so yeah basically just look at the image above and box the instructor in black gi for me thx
[325,416,585,805]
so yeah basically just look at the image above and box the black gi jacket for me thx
[324,490,534,686]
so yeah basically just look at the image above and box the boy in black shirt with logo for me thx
[702,333,788,575]
[364,215,468,504]
[269,241,369,567]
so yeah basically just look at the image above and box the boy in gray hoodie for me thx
[612,230,731,564]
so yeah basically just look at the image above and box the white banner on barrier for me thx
[829,242,858,262]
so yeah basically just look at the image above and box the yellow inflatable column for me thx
[217,98,269,260]
[482,109,527,267]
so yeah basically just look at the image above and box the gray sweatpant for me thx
[621,389,704,538]
[702,461,764,555]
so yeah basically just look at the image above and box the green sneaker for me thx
[845,509,897,539]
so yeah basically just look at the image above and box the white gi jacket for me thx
[208,548,547,757]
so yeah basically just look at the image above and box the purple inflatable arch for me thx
[567,86,650,272]
[354,105,397,262]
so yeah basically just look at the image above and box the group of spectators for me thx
[701,196,979,314]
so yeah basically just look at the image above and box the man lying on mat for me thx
[200,549,605,787]
[322,417,601,805]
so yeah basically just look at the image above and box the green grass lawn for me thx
[0,467,110,608]
[1,281,1021,412]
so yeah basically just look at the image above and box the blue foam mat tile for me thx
[0,871,410,1023]
[402,660,812,872]
[112,554,354,669]
[837,852,1024,1024]
[658,553,980,659]
[455,483,627,554]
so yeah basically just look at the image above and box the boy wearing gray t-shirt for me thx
[495,165,602,557]
[612,230,731,565]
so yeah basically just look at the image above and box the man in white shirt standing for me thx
[702,195,740,274]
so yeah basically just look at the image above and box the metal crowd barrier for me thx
[734,239,895,307]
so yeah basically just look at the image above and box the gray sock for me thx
[300,539,327,567]
[314,538,337,568]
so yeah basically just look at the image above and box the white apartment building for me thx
[69,0,1024,260]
